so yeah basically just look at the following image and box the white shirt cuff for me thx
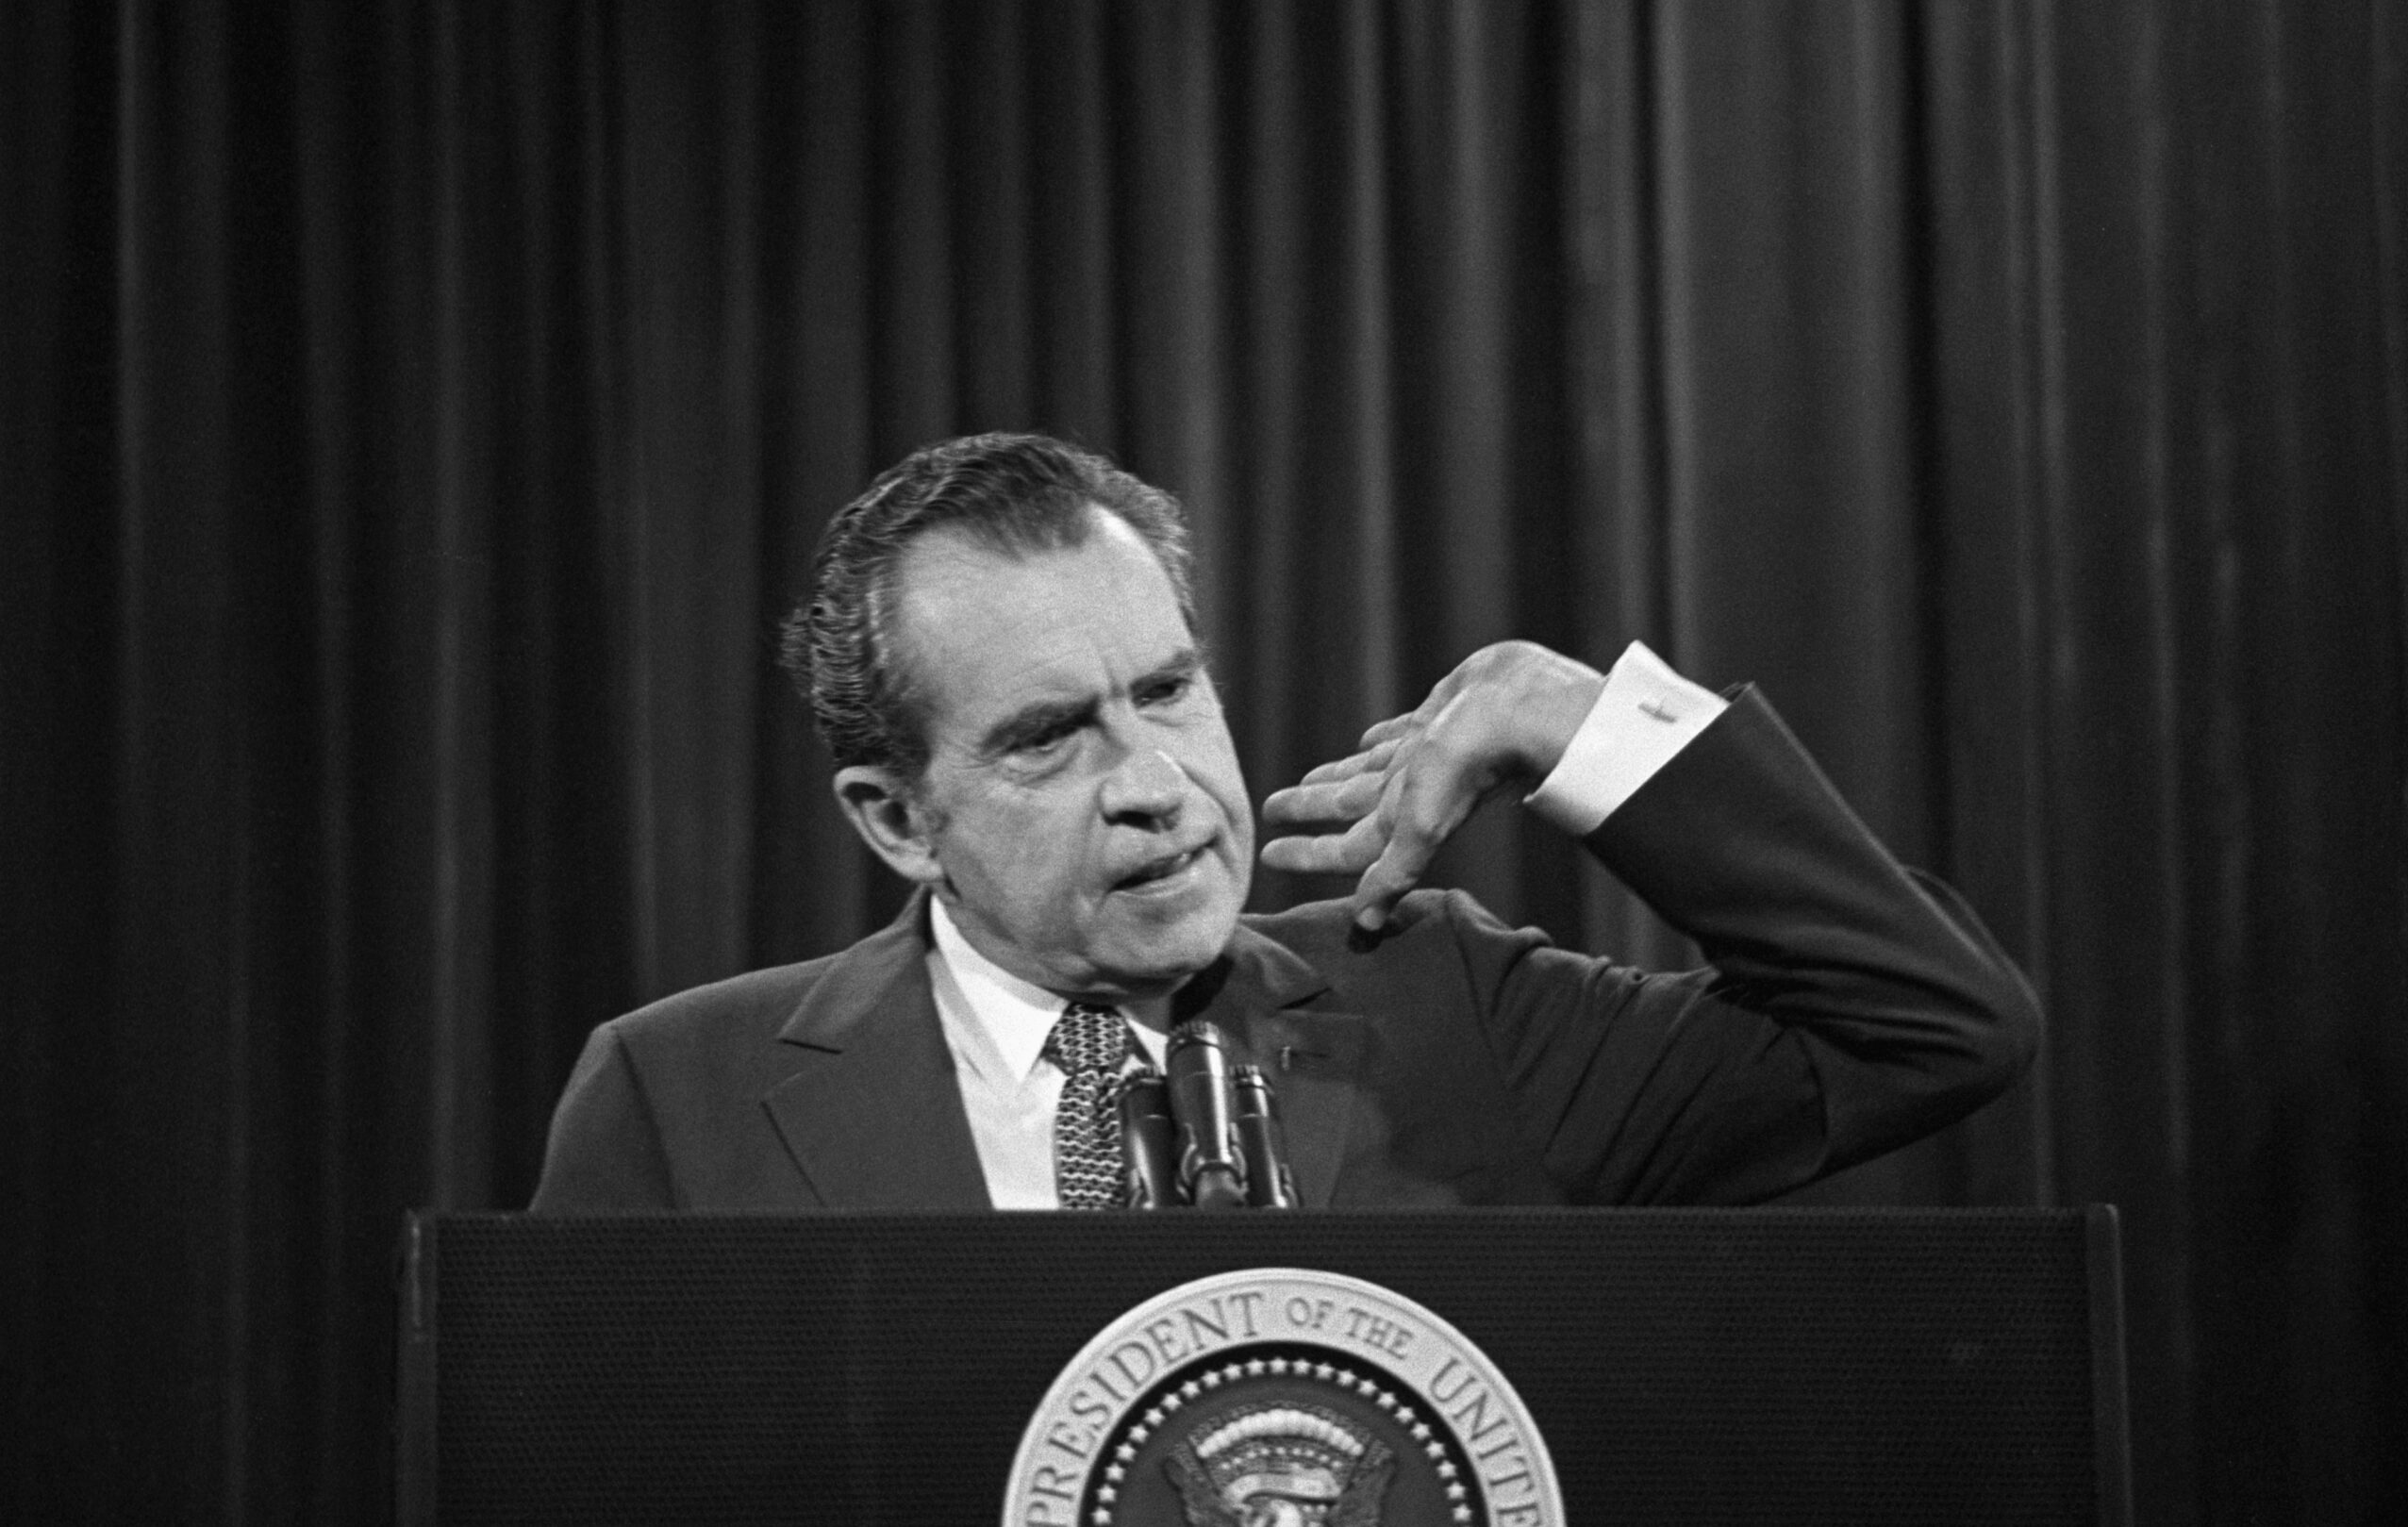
[1523,640,1727,837]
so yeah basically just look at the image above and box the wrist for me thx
[1522,640,1728,836]
[1506,648,1607,781]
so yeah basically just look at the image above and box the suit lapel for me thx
[756,897,1371,1211]
[760,894,990,1209]
[1197,923,1369,1210]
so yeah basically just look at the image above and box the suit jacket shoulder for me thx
[530,905,988,1211]
[527,959,829,1212]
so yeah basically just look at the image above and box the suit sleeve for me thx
[528,1021,680,1211]
[1470,686,2040,1204]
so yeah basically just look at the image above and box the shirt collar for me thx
[925,895,1171,1082]
[927,895,1074,1087]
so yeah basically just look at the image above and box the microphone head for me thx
[1119,1070,1179,1209]
[1230,1063,1299,1210]
[1167,1019,1230,1058]
[1165,1020,1246,1208]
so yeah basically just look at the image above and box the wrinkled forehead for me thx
[887,511,1194,723]
[894,506,1178,624]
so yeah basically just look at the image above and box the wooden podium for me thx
[395,1207,2130,1524]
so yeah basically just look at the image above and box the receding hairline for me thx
[875,503,1198,770]
[901,497,1163,573]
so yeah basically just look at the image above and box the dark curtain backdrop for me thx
[6,2,2402,1521]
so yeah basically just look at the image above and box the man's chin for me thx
[1090,905,1241,995]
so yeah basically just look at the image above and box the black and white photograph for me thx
[5,3,2400,1521]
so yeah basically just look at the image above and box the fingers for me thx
[1262,649,1546,926]
[1357,655,1477,747]
[1262,765,1388,829]
[1262,740,1398,826]
[1352,669,1461,752]
[1291,656,1483,790]
[1297,738,1399,789]
[1259,733,1486,932]
[1345,758,1471,931]
[1256,811,1387,876]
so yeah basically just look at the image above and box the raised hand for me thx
[1258,640,1604,932]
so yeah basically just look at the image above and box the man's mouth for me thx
[1113,844,1208,892]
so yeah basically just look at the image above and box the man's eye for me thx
[1138,674,1191,706]
[1015,722,1078,755]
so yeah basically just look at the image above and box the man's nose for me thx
[1099,746,1188,829]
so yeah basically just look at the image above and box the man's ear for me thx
[832,766,947,887]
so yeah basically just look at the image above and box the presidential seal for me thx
[1003,1268,1562,1527]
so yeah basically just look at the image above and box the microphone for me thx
[1165,1021,1248,1209]
[1231,1064,1299,1208]
[1118,1070,1180,1209]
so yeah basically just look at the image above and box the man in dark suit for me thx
[531,433,2037,1212]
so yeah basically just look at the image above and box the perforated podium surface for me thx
[396,1207,2130,1524]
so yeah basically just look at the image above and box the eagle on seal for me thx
[1163,1402,1398,1527]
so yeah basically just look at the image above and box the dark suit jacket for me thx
[531,689,2039,1211]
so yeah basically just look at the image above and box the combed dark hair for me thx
[781,432,1197,778]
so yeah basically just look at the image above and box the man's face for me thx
[878,509,1254,1000]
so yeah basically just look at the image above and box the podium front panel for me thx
[396,1207,2128,1524]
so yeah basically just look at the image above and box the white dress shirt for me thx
[1522,638,1724,834]
[927,639,1725,1207]
[927,896,1168,1208]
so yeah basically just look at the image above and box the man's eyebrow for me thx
[979,695,1096,757]
[1135,647,1205,689]
[974,649,1205,757]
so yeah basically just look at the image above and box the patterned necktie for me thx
[1044,1002,1131,1210]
